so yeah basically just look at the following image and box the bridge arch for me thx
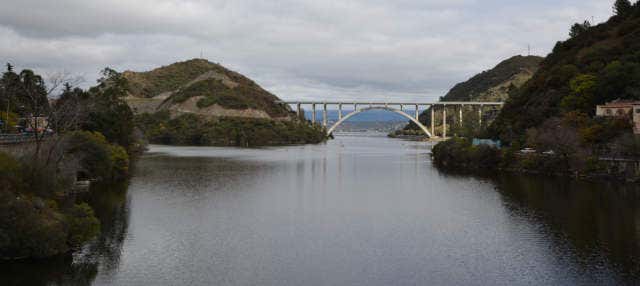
[327,106,432,137]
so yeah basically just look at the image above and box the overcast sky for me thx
[0,0,613,101]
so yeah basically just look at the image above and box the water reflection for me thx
[3,135,640,285]
[1,183,130,286]
[493,175,640,281]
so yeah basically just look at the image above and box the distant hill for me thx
[123,59,291,119]
[403,55,543,133]
[489,4,640,143]
[441,55,543,102]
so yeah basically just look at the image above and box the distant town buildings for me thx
[596,100,640,134]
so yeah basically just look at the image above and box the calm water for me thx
[3,134,640,285]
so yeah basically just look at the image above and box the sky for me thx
[0,0,613,102]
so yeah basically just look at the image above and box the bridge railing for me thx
[0,133,52,145]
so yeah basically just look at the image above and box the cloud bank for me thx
[0,0,612,101]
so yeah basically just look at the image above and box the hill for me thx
[431,2,640,181]
[400,55,543,135]
[442,55,543,102]
[489,4,640,143]
[124,59,326,147]
[123,59,291,119]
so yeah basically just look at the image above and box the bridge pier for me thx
[297,103,302,119]
[338,103,343,120]
[478,105,483,127]
[443,105,447,138]
[431,107,435,137]
[323,103,328,127]
[459,105,463,127]
[312,103,316,124]
[415,104,419,121]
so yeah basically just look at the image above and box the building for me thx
[595,100,640,134]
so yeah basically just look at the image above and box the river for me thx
[3,134,640,285]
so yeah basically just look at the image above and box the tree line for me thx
[0,65,141,259]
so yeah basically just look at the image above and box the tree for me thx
[83,68,135,150]
[614,0,633,16]
[560,74,598,113]
[525,118,588,170]
[569,21,591,38]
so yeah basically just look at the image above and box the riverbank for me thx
[432,137,640,182]
[134,111,327,147]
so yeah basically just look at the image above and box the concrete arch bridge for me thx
[277,101,504,138]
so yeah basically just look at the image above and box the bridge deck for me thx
[277,101,504,106]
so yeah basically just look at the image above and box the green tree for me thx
[560,74,598,113]
[569,21,591,38]
[614,0,633,16]
[84,68,135,150]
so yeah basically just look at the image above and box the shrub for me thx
[0,152,22,191]
[432,138,501,171]
[0,191,68,258]
[66,131,130,181]
[66,203,100,248]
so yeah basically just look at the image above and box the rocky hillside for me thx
[441,55,543,102]
[123,59,291,119]
[402,55,542,133]
[489,3,640,143]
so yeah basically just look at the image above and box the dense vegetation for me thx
[0,66,139,259]
[489,1,640,144]
[170,78,255,110]
[135,111,326,147]
[432,138,501,171]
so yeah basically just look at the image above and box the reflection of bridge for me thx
[278,101,504,138]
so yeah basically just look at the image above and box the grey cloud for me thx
[0,0,612,101]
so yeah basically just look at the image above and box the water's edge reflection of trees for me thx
[440,170,640,281]
[493,175,640,280]
[4,168,640,285]
[1,182,130,286]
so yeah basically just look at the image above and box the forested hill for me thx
[123,59,291,119]
[489,2,640,143]
[442,55,543,102]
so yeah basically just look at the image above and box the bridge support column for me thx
[431,106,435,137]
[296,103,302,119]
[459,105,463,127]
[478,105,483,127]
[443,105,447,138]
[415,104,419,121]
[338,103,343,120]
[312,103,316,124]
[322,103,328,127]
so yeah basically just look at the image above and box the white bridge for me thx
[278,101,504,138]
